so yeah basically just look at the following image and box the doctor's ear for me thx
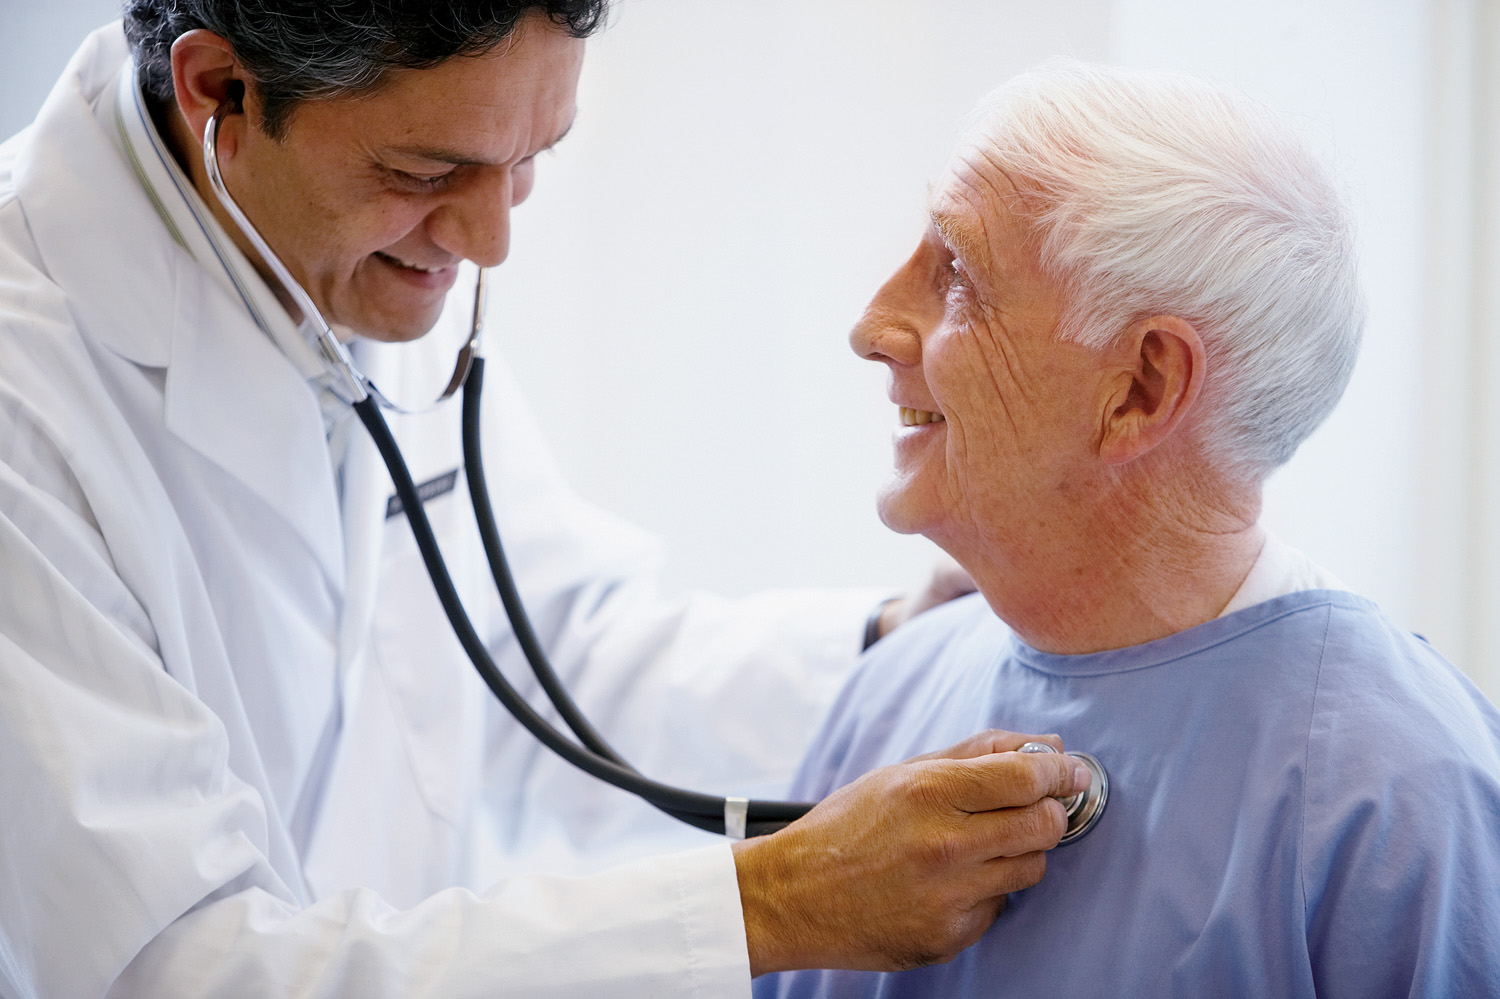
[1096,314,1206,465]
[168,29,251,147]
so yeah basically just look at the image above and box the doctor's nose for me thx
[428,168,518,269]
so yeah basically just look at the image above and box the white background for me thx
[5,0,1495,698]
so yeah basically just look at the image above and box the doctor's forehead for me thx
[382,117,576,167]
[332,31,583,162]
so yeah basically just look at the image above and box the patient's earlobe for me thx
[1098,315,1204,464]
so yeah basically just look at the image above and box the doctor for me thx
[0,2,1092,996]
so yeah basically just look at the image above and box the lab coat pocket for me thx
[368,479,493,829]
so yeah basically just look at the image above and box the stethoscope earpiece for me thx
[223,79,246,115]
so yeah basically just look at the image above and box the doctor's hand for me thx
[732,729,1090,976]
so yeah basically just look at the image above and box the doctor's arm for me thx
[869,554,977,646]
[0,464,1078,999]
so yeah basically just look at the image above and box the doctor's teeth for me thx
[378,252,440,273]
[900,407,946,427]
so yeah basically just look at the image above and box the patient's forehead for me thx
[927,146,1039,285]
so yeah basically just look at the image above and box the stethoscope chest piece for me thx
[1018,742,1109,844]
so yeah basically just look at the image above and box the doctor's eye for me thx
[388,168,457,193]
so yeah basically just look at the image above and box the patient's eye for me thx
[947,259,971,295]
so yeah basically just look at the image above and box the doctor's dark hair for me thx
[123,0,609,138]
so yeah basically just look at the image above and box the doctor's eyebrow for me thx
[387,120,576,166]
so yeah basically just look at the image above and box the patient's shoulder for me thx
[1309,594,1497,748]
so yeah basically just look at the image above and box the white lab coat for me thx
[0,26,882,998]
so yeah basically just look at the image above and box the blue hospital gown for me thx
[757,591,1500,999]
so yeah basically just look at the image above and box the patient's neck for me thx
[959,460,1265,656]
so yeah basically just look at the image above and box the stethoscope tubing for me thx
[357,366,812,836]
[206,94,806,838]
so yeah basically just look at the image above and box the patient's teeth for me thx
[898,406,946,427]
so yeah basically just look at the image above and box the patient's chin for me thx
[875,483,937,538]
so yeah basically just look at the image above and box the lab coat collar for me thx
[108,53,332,386]
[13,25,345,587]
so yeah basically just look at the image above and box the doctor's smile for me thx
[370,251,459,277]
[368,250,461,291]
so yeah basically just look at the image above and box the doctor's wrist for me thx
[732,835,802,977]
[862,598,903,651]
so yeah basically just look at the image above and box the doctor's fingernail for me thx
[1071,760,1092,792]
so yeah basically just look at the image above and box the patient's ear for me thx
[1097,314,1205,464]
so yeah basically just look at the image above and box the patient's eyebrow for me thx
[929,206,987,267]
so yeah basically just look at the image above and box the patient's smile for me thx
[900,407,946,426]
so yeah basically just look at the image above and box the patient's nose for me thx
[850,253,931,367]
[849,303,921,368]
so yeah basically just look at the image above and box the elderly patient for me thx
[757,61,1500,999]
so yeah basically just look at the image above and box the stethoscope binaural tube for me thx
[204,99,479,414]
[356,367,811,837]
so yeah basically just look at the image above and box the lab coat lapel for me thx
[337,417,389,677]
[15,26,345,588]
[163,256,346,589]
[335,338,467,677]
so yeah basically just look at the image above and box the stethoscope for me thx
[203,99,1109,843]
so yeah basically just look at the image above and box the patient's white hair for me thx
[967,60,1365,480]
